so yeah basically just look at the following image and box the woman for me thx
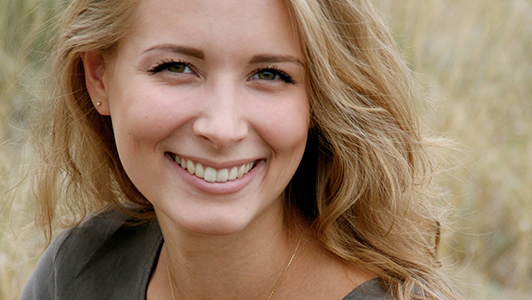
[20,0,458,299]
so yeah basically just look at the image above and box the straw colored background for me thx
[1,0,531,299]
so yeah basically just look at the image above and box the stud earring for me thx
[96,101,102,107]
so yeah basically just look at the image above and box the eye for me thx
[148,60,194,75]
[254,70,280,80]
[250,67,296,84]
[166,63,191,73]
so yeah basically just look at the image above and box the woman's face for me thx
[95,0,309,235]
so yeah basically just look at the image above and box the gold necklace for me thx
[164,238,302,300]
[164,245,176,300]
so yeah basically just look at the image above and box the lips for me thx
[169,154,256,183]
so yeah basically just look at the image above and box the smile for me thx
[172,154,255,183]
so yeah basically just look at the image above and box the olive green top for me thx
[20,210,389,300]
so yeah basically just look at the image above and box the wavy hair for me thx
[283,0,458,299]
[33,0,458,299]
[33,0,149,234]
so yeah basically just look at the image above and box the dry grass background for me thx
[1,0,531,299]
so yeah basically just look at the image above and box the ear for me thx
[82,52,111,116]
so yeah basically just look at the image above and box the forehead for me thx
[120,0,302,60]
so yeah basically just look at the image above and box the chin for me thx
[173,211,260,237]
[156,192,286,238]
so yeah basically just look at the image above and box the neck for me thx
[157,206,302,300]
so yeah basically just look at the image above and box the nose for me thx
[192,84,248,150]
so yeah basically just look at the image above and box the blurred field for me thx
[373,1,532,299]
[1,0,531,299]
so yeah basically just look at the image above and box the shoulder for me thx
[53,208,152,260]
[20,208,162,300]
[342,279,391,300]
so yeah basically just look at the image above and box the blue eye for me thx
[149,60,194,74]
[251,67,295,84]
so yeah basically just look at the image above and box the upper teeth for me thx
[175,156,255,183]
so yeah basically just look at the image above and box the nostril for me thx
[192,115,248,150]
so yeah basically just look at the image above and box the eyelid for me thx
[249,65,296,84]
[147,59,197,75]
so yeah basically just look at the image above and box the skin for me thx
[83,0,375,298]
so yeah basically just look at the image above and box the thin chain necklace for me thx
[164,238,302,300]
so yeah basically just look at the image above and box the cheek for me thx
[258,102,309,194]
[108,84,191,147]
[254,95,309,156]
[108,90,164,177]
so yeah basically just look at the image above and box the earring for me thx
[96,101,102,107]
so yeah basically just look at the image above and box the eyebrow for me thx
[142,44,304,66]
[142,44,205,59]
[249,54,304,67]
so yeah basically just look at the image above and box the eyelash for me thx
[252,66,296,85]
[147,60,296,84]
[147,59,194,75]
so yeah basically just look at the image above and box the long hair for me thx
[33,0,458,299]
[33,0,149,238]
[285,0,458,299]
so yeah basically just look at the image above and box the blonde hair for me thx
[284,0,458,299]
[33,0,458,299]
[34,0,149,233]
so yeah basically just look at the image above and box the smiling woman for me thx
[82,0,310,239]
[19,0,459,299]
